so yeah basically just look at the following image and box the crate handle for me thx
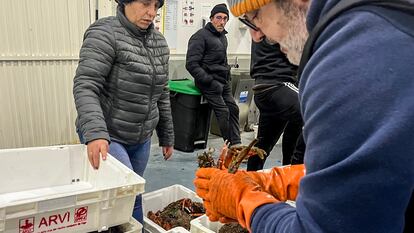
[116,185,135,196]
[77,191,101,204]
[6,203,37,219]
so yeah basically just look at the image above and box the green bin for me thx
[169,79,211,152]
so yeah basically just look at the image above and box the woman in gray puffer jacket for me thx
[73,0,173,223]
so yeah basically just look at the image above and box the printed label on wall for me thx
[182,0,195,26]
[165,0,179,50]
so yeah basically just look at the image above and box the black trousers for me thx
[201,81,241,145]
[247,83,305,171]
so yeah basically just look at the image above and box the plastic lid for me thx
[168,79,201,96]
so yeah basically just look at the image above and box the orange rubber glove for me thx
[247,164,305,201]
[194,168,278,230]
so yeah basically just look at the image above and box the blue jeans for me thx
[109,140,151,224]
[77,132,150,223]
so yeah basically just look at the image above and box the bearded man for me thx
[186,3,241,146]
[194,0,414,232]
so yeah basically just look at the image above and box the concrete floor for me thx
[143,131,282,193]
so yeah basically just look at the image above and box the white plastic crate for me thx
[143,185,202,233]
[190,203,297,233]
[166,227,190,233]
[119,217,143,233]
[190,215,222,233]
[0,144,145,233]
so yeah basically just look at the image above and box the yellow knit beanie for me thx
[226,0,272,17]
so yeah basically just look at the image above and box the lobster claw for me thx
[216,140,230,170]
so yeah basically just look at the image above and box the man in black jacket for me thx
[186,3,241,145]
[248,40,305,170]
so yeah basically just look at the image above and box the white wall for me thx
[0,0,92,148]
[164,0,252,55]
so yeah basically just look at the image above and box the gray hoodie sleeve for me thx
[73,19,116,144]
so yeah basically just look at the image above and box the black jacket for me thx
[250,40,298,85]
[186,22,230,90]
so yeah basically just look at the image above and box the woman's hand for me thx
[162,146,174,160]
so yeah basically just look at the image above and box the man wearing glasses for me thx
[186,3,241,146]
[194,0,414,232]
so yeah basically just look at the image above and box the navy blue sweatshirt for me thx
[250,0,414,232]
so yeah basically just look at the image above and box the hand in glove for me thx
[247,164,305,201]
[194,168,278,230]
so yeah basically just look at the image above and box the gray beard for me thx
[279,5,309,65]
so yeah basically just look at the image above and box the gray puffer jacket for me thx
[73,7,174,146]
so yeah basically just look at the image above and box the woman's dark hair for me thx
[116,0,164,8]
[117,0,134,4]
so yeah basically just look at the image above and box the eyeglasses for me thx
[239,14,259,31]
[215,15,228,22]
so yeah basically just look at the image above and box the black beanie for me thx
[210,3,229,19]
[117,0,164,8]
